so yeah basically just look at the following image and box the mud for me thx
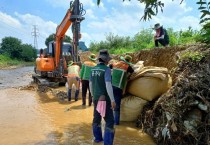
[0,66,156,145]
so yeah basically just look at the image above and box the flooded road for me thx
[0,66,34,89]
[0,67,156,145]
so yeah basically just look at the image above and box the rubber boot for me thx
[82,96,86,105]
[92,124,103,143]
[67,89,71,101]
[104,128,115,145]
[114,111,120,125]
[88,95,92,106]
[75,89,79,101]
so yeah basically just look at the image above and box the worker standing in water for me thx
[89,49,116,145]
[80,53,97,106]
[67,61,80,101]
[110,55,134,125]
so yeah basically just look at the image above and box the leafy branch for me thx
[96,0,210,23]
[197,0,210,23]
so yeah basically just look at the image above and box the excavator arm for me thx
[33,0,85,85]
[55,0,85,69]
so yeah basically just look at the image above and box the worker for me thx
[89,49,116,145]
[67,61,80,102]
[153,23,169,47]
[39,48,44,58]
[109,54,134,125]
[80,53,97,106]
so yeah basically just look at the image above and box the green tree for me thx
[105,33,132,49]
[166,28,180,46]
[196,21,210,44]
[178,27,199,44]
[45,33,72,47]
[133,28,153,49]
[20,44,37,61]
[1,37,22,59]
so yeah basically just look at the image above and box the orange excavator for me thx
[33,0,85,86]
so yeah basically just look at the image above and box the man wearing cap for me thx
[154,23,169,47]
[109,54,134,125]
[89,49,116,145]
[80,53,97,106]
[67,61,80,102]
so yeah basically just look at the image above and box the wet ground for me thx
[0,66,156,145]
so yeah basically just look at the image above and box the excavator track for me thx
[32,74,60,88]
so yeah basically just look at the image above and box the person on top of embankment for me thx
[80,53,97,106]
[67,61,80,102]
[89,49,116,145]
[153,23,169,47]
[109,54,134,125]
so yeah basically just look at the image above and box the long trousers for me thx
[81,80,92,105]
[155,38,169,47]
[93,100,114,129]
[67,76,80,90]
[113,86,123,125]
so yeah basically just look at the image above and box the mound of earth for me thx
[135,44,210,145]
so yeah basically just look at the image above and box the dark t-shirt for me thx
[159,27,169,43]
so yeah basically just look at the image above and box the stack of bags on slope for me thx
[120,61,172,122]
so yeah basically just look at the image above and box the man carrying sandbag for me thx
[110,55,134,125]
[80,53,97,106]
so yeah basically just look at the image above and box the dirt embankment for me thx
[112,45,187,71]
[132,44,210,145]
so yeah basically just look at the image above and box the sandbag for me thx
[143,72,166,80]
[120,95,147,121]
[127,75,172,101]
[132,61,144,73]
[129,66,169,81]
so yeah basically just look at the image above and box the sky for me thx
[0,0,201,49]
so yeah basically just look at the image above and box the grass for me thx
[179,51,206,62]
[0,54,35,69]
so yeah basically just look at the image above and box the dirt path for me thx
[0,67,156,145]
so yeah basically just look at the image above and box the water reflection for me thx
[0,82,156,145]
[36,91,156,145]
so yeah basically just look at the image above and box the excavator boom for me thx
[33,0,85,86]
[55,0,85,68]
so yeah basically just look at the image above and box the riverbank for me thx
[0,54,34,70]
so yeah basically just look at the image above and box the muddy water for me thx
[0,89,56,145]
[0,66,34,89]
[0,67,156,145]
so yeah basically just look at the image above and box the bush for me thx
[89,27,201,54]
[20,44,37,61]
[0,36,37,61]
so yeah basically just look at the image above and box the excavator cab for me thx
[47,41,72,57]
[47,41,72,69]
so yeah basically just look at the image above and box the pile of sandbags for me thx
[119,61,172,122]
[120,95,147,121]
[127,66,172,101]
